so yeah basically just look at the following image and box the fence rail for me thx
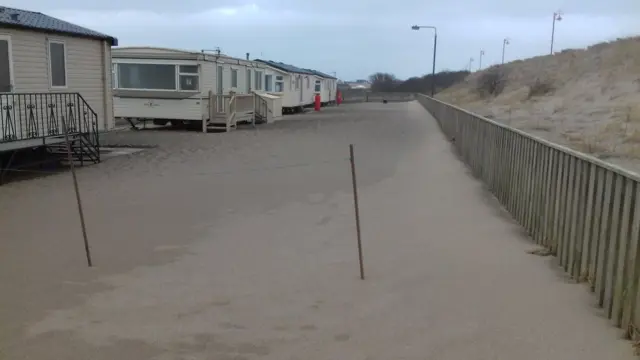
[339,90,415,103]
[417,94,640,338]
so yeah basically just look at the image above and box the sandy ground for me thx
[439,37,640,174]
[0,102,635,359]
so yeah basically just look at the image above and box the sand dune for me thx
[438,36,640,173]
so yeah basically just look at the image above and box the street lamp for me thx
[501,38,510,65]
[479,50,485,70]
[550,11,563,54]
[468,57,474,72]
[411,24,438,96]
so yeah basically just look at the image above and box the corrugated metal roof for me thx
[255,59,314,75]
[0,6,118,45]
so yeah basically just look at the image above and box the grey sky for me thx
[9,0,640,80]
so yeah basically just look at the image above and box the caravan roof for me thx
[255,59,315,75]
[303,69,337,79]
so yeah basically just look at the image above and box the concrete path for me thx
[0,102,634,359]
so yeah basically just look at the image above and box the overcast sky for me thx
[9,0,640,80]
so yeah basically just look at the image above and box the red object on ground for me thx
[314,94,321,111]
[337,90,342,106]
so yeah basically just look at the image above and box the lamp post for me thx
[411,25,437,96]
[550,11,563,54]
[501,38,510,65]
[468,57,474,72]
[479,50,485,70]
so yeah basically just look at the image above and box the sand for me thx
[438,36,640,174]
[0,102,635,359]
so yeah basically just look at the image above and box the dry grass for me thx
[527,124,554,132]
[527,78,555,99]
[440,36,640,172]
[561,132,612,157]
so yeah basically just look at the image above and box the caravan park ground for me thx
[0,102,634,359]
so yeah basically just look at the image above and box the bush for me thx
[476,66,508,97]
[527,78,555,98]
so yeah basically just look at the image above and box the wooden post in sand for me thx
[61,115,93,267]
[349,144,364,280]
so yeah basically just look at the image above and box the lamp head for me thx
[411,25,420,30]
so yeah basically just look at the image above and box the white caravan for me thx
[306,69,338,106]
[255,60,319,113]
[111,47,276,131]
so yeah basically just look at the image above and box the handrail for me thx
[417,93,640,338]
[0,92,99,155]
[226,94,236,131]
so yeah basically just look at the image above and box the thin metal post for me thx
[502,40,506,64]
[431,33,437,97]
[501,38,510,65]
[550,12,562,54]
[60,113,93,267]
[349,144,364,280]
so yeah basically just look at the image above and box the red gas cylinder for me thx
[337,91,342,106]
[314,94,321,111]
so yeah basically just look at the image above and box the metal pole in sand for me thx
[349,144,364,280]
[61,113,93,267]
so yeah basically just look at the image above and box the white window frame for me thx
[265,74,273,92]
[231,68,238,88]
[275,75,284,93]
[47,39,68,89]
[178,64,199,92]
[255,71,263,91]
[314,79,321,92]
[246,68,252,92]
[112,59,199,92]
[0,35,14,92]
[111,63,117,89]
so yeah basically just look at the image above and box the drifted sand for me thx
[0,102,634,359]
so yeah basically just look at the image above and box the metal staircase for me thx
[0,92,101,179]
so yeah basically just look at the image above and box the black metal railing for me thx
[0,92,100,158]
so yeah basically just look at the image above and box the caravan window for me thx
[231,69,238,87]
[265,75,273,92]
[255,71,263,90]
[111,63,117,88]
[116,63,200,91]
[118,63,176,90]
[275,75,284,92]
[48,41,67,88]
[314,80,321,92]
[179,65,199,91]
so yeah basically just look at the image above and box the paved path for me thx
[0,102,634,359]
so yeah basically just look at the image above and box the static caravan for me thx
[255,59,317,113]
[306,70,338,106]
[111,47,266,131]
